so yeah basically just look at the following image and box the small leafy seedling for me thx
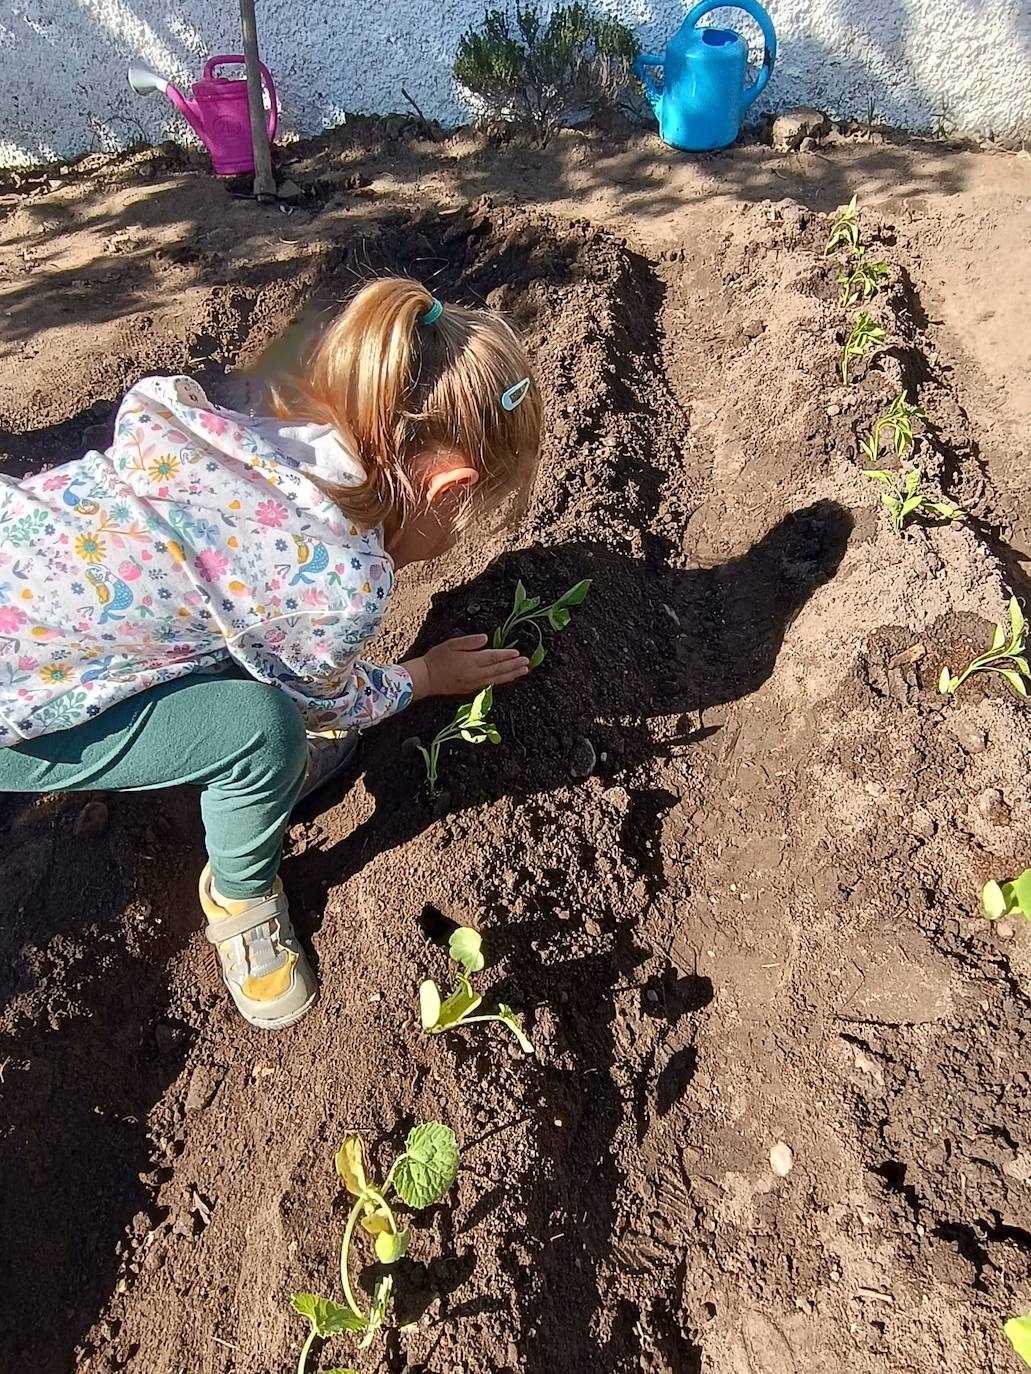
[492,577,591,668]
[837,252,891,306]
[825,193,860,256]
[291,1124,460,1368]
[840,313,886,383]
[938,597,1030,698]
[415,687,500,794]
[982,869,1031,923]
[862,467,964,535]
[859,391,929,463]
[420,925,534,1053]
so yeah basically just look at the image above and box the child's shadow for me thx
[293,500,852,901]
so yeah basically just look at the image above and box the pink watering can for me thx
[128,55,277,176]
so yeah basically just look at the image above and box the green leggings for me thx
[0,674,308,899]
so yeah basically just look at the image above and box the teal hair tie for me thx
[501,377,531,411]
[419,298,443,326]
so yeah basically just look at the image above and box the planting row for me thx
[827,195,1031,1366]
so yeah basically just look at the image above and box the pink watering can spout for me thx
[127,55,278,176]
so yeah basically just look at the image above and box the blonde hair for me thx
[266,277,542,532]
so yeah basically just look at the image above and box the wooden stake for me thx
[239,0,276,201]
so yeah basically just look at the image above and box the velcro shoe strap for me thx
[204,893,287,944]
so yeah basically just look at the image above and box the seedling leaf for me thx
[938,666,953,693]
[991,621,1007,652]
[514,579,527,606]
[982,881,1009,920]
[1012,870,1031,917]
[437,973,483,1025]
[1000,668,1028,697]
[393,1123,460,1209]
[557,578,592,607]
[360,1211,392,1235]
[546,606,571,631]
[334,1137,368,1197]
[1005,1314,1031,1368]
[1011,596,1026,639]
[359,1275,394,1349]
[529,643,546,669]
[374,1227,410,1264]
[292,1293,367,1336]
[449,926,485,974]
[419,979,442,1030]
[904,468,921,495]
[862,469,894,485]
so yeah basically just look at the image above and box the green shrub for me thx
[454,2,639,146]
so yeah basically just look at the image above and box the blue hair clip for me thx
[419,298,443,326]
[501,377,531,412]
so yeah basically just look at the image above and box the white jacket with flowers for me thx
[0,375,412,746]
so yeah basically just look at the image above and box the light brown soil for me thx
[2,122,1031,1374]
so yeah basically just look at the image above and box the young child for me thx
[0,279,541,1030]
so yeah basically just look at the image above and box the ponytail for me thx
[266,277,541,533]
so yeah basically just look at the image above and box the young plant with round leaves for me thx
[862,467,964,535]
[290,1125,460,1363]
[414,686,500,794]
[837,252,891,306]
[859,391,929,464]
[825,193,860,256]
[982,868,1031,923]
[840,313,886,384]
[492,577,591,669]
[419,925,535,1053]
[939,597,1029,699]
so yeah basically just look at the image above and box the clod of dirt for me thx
[771,106,830,151]
[769,1142,794,1177]
[73,799,109,839]
[568,737,597,779]
[184,1064,225,1114]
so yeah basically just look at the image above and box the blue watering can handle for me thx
[682,0,777,107]
[634,52,665,105]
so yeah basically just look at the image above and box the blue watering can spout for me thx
[634,0,777,152]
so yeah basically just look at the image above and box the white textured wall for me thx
[1,0,1030,165]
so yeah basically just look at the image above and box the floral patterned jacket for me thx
[0,375,412,746]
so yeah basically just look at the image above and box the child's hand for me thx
[405,635,529,701]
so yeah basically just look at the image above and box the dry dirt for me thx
[1,121,1031,1374]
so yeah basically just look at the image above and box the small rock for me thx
[771,106,829,152]
[827,403,840,417]
[185,1064,224,1113]
[569,737,596,779]
[401,735,421,756]
[74,799,109,838]
[996,920,1016,940]
[276,179,302,200]
[770,1141,794,1176]
[742,319,765,339]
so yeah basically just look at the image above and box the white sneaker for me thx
[199,865,318,1029]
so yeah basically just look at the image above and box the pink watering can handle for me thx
[204,55,278,141]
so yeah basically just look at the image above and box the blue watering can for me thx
[635,0,777,152]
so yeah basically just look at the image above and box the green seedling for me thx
[859,391,929,463]
[840,313,886,383]
[837,252,891,306]
[983,869,1031,923]
[825,193,860,256]
[291,1124,460,1368]
[420,925,535,1053]
[938,597,1029,698]
[492,577,591,668]
[862,467,964,535]
[415,687,500,794]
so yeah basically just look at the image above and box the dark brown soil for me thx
[2,128,1031,1374]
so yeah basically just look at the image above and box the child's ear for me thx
[425,465,480,503]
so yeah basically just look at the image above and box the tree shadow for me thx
[0,789,197,1371]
